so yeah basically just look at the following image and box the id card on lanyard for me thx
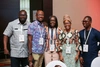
[49,28,56,51]
[19,25,24,42]
[39,35,44,45]
[38,25,44,45]
[50,44,55,51]
[83,28,92,52]
[66,46,71,54]
[66,37,71,54]
[83,44,88,52]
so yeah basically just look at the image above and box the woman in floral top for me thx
[44,16,63,67]
[60,14,80,67]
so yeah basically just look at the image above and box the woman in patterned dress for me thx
[44,16,63,67]
[60,14,80,67]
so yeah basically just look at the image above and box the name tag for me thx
[66,46,71,54]
[50,44,55,51]
[39,38,44,45]
[83,44,88,52]
[19,35,24,42]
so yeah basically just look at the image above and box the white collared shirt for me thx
[3,19,30,57]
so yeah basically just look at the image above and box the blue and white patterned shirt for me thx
[28,20,46,54]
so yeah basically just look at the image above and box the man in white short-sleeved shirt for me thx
[3,10,30,67]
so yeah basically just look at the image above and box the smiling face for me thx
[82,17,92,29]
[19,10,27,24]
[50,17,56,28]
[36,10,44,22]
[63,20,71,30]
[48,16,58,28]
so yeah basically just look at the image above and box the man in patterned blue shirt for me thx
[28,10,46,67]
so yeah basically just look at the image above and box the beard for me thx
[19,19,26,24]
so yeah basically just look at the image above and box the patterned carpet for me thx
[0,59,10,67]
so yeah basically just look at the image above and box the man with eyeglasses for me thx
[79,16,100,67]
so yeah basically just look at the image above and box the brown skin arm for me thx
[75,39,81,62]
[74,33,80,62]
[57,39,64,62]
[46,39,49,50]
[58,51,64,62]
[3,35,9,54]
[80,56,84,66]
[28,34,34,67]
[75,50,80,62]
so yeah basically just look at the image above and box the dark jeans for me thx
[11,57,28,67]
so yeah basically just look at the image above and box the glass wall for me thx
[20,0,30,21]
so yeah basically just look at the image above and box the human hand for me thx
[58,27,62,34]
[80,57,84,65]
[29,62,33,67]
[59,55,64,62]
[4,49,9,54]
[28,55,33,63]
[75,55,79,62]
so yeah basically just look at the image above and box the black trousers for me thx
[42,58,45,67]
[11,57,28,67]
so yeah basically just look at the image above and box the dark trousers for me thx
[11,57,28,67]
[42,58,45,67]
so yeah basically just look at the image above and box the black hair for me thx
[19,10,27,15]
[36,10,44,16]
[48,16,58,29]
[84,16,92,22]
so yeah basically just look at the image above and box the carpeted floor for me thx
[0,59,10,67]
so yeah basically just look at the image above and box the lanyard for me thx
[38,25,43,37]
[49,28,58,44]
[84,28,92,44]
[49,28,55,44]
[49,28,56,39]
[20,25,23,34]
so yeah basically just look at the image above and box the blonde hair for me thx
[63,14,72,23]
